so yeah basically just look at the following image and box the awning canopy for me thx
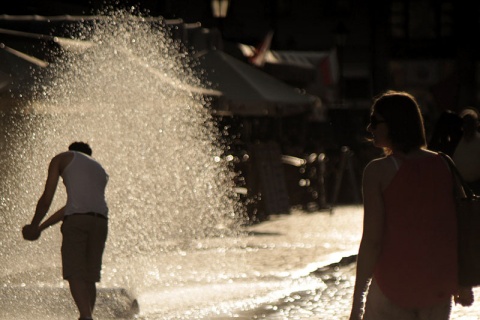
[0,17,221,98]
[196,50,322,116]
[0,15,322,117]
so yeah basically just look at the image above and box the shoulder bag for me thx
[440,152,480,287]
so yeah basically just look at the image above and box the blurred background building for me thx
[3,0,478,110]
[1,0,479,217]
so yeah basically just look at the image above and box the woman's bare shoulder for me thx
[364,156,398,187]
[365,156,392,171]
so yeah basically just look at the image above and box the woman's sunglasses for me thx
[369,115,386,129]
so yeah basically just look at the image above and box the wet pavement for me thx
[4,205,479,319]
[240,263,480,319]
[234,205,480,319]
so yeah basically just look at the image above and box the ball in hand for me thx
[22,224,41,241]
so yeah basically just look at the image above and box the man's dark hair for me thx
[68,142,92,155]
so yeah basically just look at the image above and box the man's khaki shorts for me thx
[61,214,108,282]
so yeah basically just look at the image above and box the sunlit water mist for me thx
[0,11,249,319]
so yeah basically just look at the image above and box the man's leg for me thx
[88,281,97,312]
[62,216,105,319]
[85,217,107,313]
[68,276,93,319]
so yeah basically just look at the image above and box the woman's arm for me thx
[350,161,386,320]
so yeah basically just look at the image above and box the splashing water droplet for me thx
[1,10,248,315]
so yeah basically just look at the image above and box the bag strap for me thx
[438,152,476,200]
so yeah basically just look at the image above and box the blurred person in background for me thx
[452,108,480,194]
[428,110,463,157]
[350,91,473,320]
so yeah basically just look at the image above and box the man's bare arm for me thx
[30,155,62,226]
[39,206,66,231]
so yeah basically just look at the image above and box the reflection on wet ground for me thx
[219,206,480,319]
[226,264,480,319]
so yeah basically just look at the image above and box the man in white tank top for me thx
[22,142,109,320]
